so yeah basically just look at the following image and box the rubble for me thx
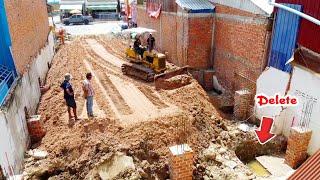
[97,152,136,180]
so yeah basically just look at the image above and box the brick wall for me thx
[169,144,194,180]
[5,0,50,74]
[137,6,214,69]
[213,4,271,92]
[285,127,312,169]
[188,16,214,69]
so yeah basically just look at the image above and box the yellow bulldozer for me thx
[122,47,167,82]
[121,28,191,86]
[121,28,167,82]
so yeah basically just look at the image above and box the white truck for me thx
[62,14,93,25]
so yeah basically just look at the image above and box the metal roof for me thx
[210,0,273,16]
[288,150,320,180]
[176,0,215,13]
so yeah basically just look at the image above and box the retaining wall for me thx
[0,33,54,177]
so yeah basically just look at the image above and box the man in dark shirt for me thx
[147,33,155,52]
[60,73,78,124]
[133,36,144,57]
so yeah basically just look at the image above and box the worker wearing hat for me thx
[147,33,155,52]
[60,73,78,125]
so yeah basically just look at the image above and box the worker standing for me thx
[134,36,144,58]
[147,33,155,52]
[60,73,78,125]
[82,73,95,118]
[58,29,65,45]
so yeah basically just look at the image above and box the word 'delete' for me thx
[255,94,298,107]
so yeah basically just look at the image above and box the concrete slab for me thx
[256,156,295,178]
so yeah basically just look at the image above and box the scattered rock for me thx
[97,152,135,180]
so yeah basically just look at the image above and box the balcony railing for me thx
[0,64,16,105]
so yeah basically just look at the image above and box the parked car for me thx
[62,14,93,25]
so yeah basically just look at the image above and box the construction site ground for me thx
[22,35,284,180]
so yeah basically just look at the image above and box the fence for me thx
[0,65,16,105]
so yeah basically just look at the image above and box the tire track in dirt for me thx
[90,63,133,115]
[137,86,169,109]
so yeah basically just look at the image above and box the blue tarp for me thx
[176,0,215,13]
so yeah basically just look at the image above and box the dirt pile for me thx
[23,36,254,180]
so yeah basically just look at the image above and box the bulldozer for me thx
[122,47,167,82]
[121,28,191,87]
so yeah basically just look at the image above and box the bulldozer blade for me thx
[154,66,191,90]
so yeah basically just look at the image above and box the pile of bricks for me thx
[234,89,252,120]
[169,144,194,180]
[285,126,312,169]
[27,115,46,142]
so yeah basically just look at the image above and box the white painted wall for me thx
[255,67,290,134]
[255,66,320,155]
[0,32,54,176]
[283,66,320,155]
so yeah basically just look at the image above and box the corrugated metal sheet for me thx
[209,0,271,16]
[268,4,302,72]
[276,0,320,54]
[288,150,320,180]
[176,0,215,13]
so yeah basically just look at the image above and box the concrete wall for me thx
[281,66,320,155]
[0,33,54,177]
[212,4,271,92]
[5,0,50,74]
[255,66,320,155]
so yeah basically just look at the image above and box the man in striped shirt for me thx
[83,73,95,118]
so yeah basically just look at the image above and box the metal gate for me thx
[268,4,302,72]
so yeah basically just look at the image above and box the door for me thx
[268,4,302,72]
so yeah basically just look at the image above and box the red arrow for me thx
[255,117,276,144]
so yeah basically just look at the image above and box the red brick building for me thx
[210,0,273,93]
[138,0,273,93]
[137,0,215,89]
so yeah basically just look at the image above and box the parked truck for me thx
[62,14,93,25]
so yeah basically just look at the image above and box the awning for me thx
[86,4,117,10]
[60,4,83,10]
[176,0,215,13]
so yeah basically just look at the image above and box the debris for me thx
[27,149,48,159]
[97,152,135,180]
[238,123,250,132]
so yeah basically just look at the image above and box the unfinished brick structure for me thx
[211,2,272,93]
[169,144,194,180]
[137,1,215,89]
[5,0,50,74]
[285,127,312,169]
[138,0,272,94]
[234,89,252,120]
[27,115,46,143]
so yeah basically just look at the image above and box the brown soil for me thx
[23,36,253,180]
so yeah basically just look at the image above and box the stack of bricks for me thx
[285,126,312,169]
[27,115,46,142]
[169,144,194,180]
[234,89,252,120]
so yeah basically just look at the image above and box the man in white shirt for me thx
[83,73,95,117]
